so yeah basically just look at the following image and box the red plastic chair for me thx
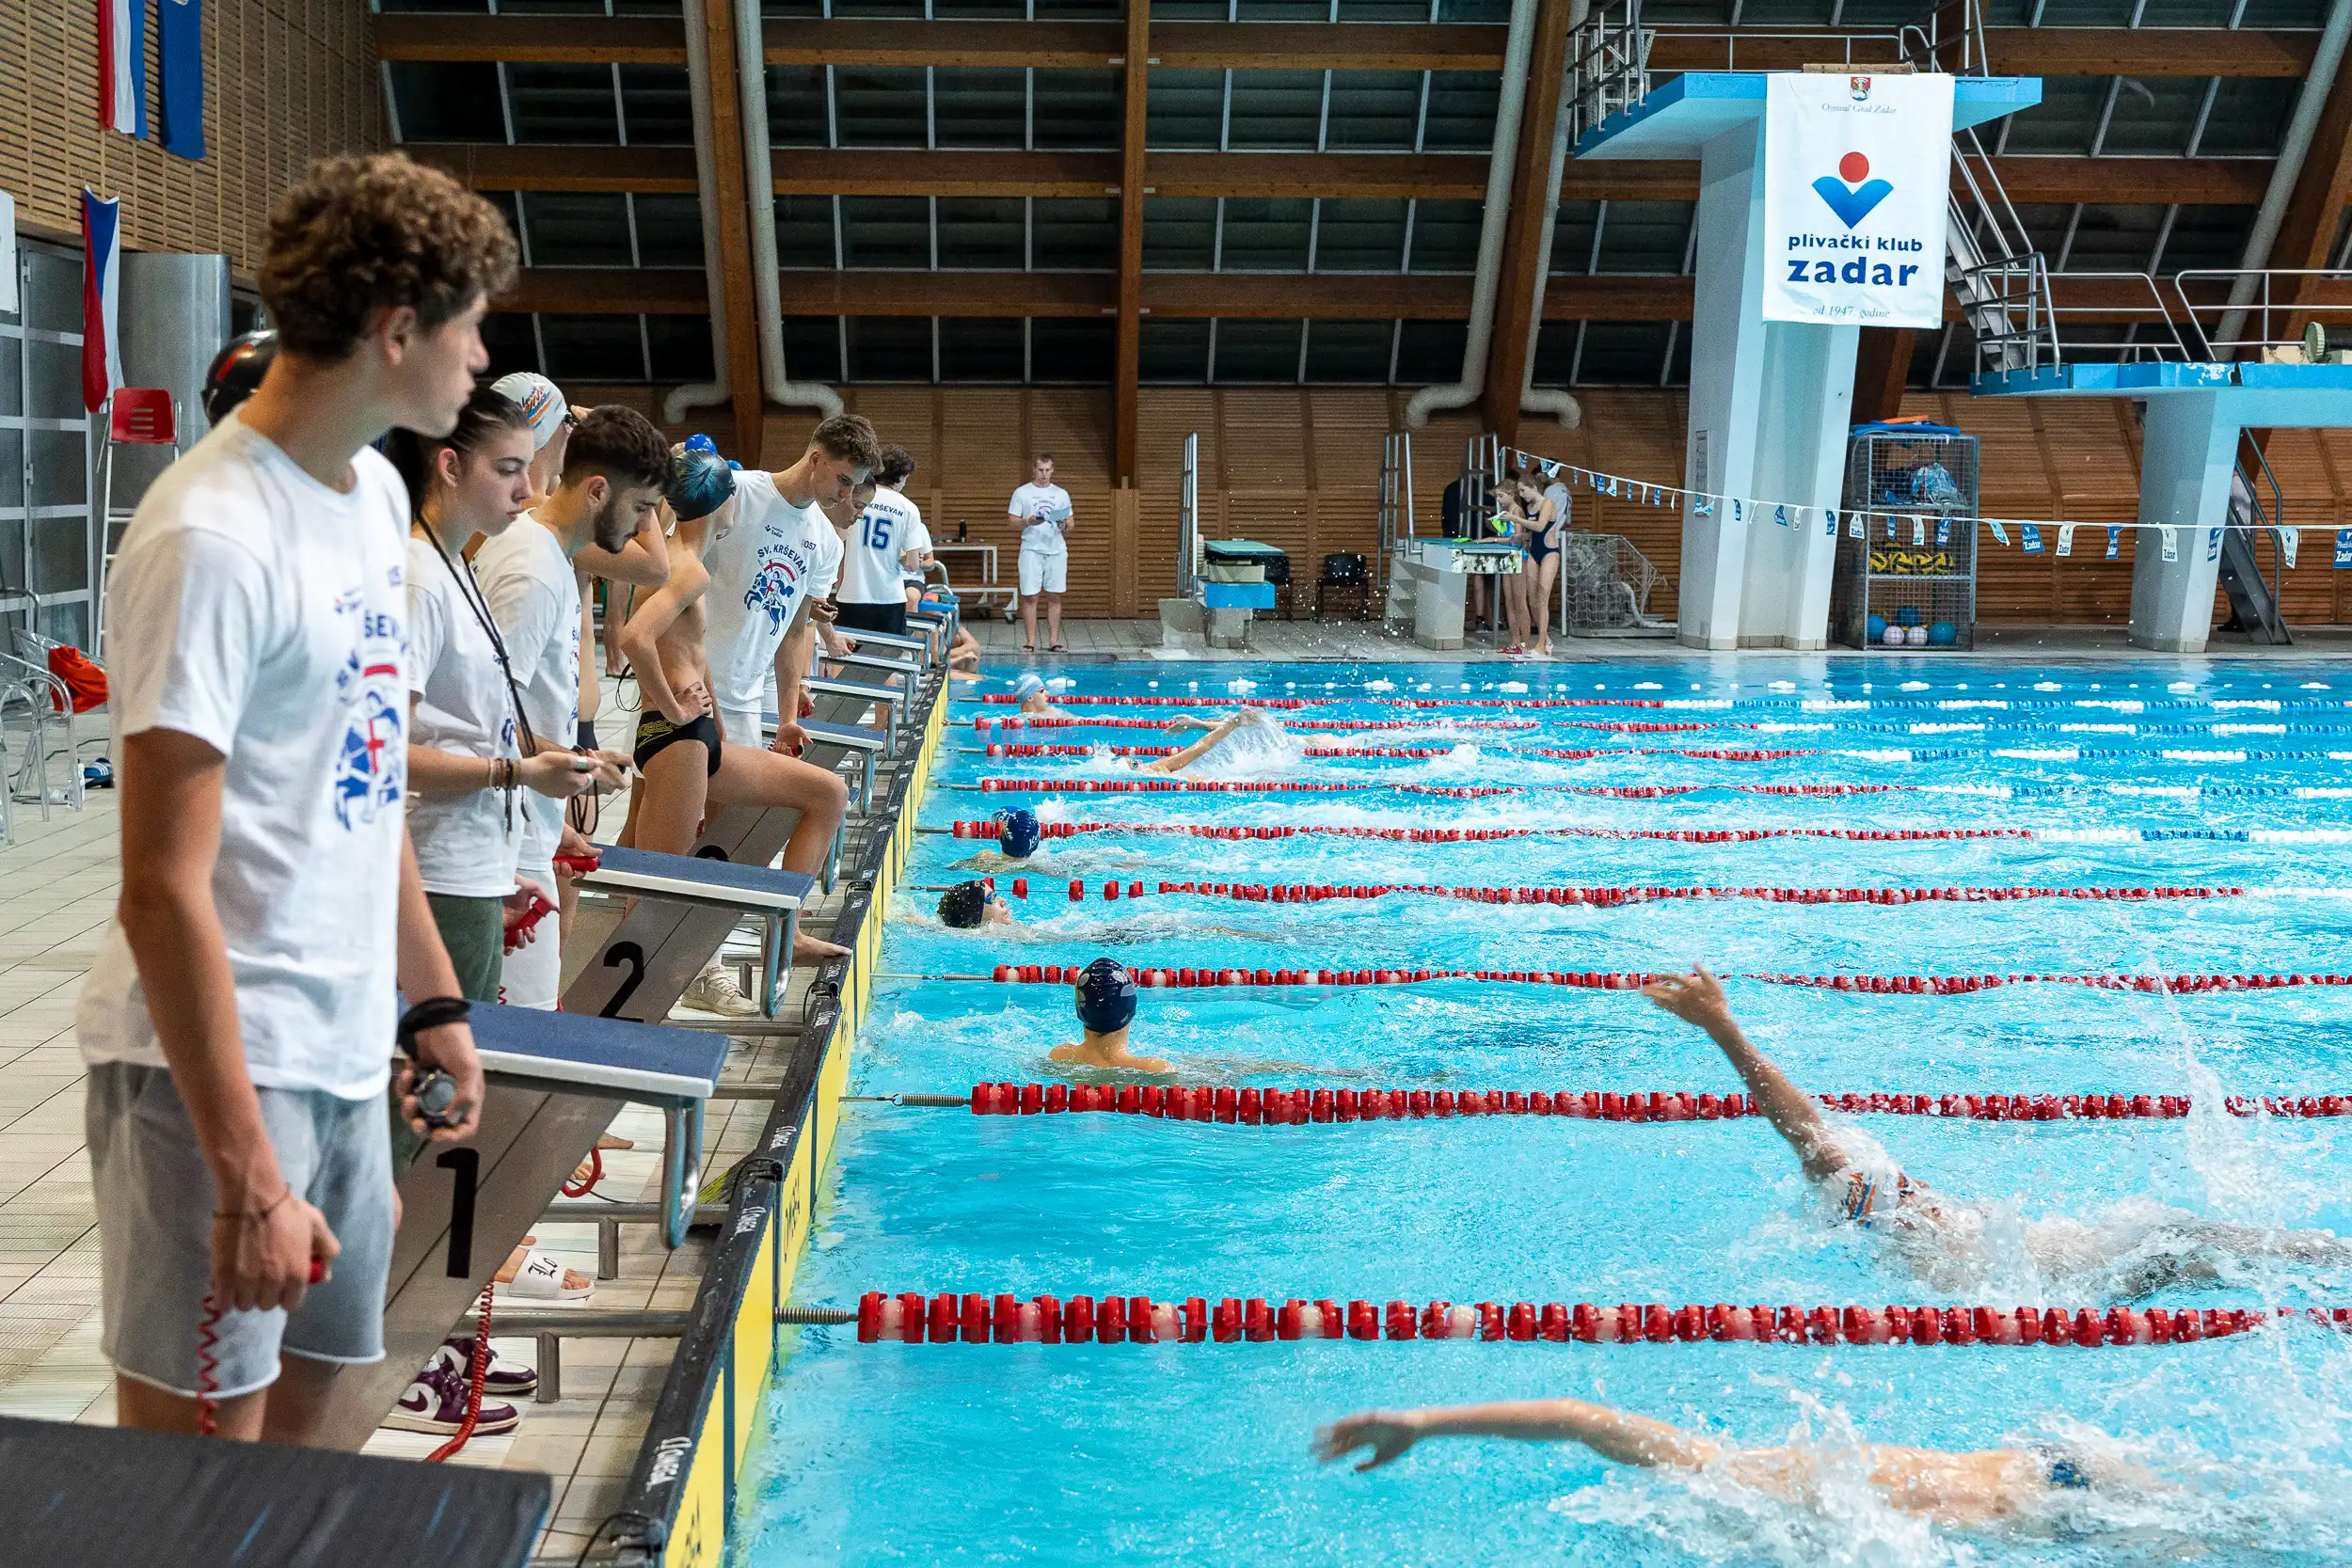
[108,387,178,447]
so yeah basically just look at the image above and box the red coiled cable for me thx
[425,1282,495,1463]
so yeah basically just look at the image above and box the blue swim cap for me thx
[1014,673,1046,702]
[997,806,1041,859]
[1073,958,1137,1035]
[683,433,718,454]
[666,449,737,521]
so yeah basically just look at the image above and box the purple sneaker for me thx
[445,1335,538,1399]
[380,1345,521,1436]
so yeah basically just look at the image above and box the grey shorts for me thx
[87,1062,393,1399]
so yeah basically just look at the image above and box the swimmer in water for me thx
[937,879,1017,929]
[1643,965,2352,1296]
[951,805,1049,873]
[1012,672,1073,719]
[1317,1398,2152,1531]
[1050,958,1173,1074]
[1139,708,1279,775]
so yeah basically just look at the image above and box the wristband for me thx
[397,995,472,1059]
[214,1183,294,1223]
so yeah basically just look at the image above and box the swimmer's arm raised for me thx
[1643,966,1847,1183]
[1317,1398,1721,1473]
[1143,713,1244,773]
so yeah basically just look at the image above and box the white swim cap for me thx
[491,372,570,451]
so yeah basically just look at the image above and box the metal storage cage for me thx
[1830,420,1980,651]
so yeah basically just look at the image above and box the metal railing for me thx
[2168,270,2352,362]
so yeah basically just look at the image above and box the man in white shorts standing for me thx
[677,417,878,1014]
[78,152,500,1445]
[473,405,672,1009]
[1009,452,1072,653]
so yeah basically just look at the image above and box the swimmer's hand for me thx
[1642,965,1734,1034]
[1317,1412,1422,1472]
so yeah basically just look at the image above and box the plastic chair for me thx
[94,388,183,660]
[1261,552,1295,620]
[1314,553,1373,622]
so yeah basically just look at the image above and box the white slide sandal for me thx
[498,1246,594,1302]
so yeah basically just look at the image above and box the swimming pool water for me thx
[737,657,2352,1567]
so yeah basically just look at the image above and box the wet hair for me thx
[561,404,671,496]
[258,153,517,360]
[876,444,915,488]
[810,414,882,472]
[938,880,991,929]
[384,385,533,522]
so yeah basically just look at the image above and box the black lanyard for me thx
[416,516,542,833]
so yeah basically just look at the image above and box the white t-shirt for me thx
[703,468,842,718]
[900,515,932,586]
[472,514,580,872]
[75,417,412,1100]
[405,534,522,898]
[1009,482,1072,557]
[1544,483,1572,531]
[841,485,923,605]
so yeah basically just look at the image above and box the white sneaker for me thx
[681,960,762,1019]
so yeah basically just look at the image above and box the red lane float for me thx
[853,1291,2344,1346]
[958,1082,2350,1121]
[973,777,1899,798]
[976,715,1545,734]
[981,743,1466,759]
[1043,879,2245,906]
[976,963,2352,995]
[946,819,2037,845]
[976,694,1671,709]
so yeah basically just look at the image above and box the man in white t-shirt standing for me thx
[76,153,505,1446]
[1009,452,1073,653]
[835,444,923,639]
[472,406,672,1011]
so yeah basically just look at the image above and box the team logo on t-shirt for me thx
[331,595,407,830]
[745,546,806,631]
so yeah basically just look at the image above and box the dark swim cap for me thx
[682,433,718,454]
[997,806,1041,859]
[667,449,738,521]
[1073,958,1137,1035]
[937,880,990,928]
[203,331,277,425]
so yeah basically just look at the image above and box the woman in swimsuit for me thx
[1491,476,1532,655]
[1517,476,1561,658]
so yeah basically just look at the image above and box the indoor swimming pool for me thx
[739,657,2352,1567]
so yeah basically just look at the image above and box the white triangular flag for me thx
[2057,524,2076,557]
[2282,527,2300,568]
[1910,515,1926,546]
[1989,519,2010,545]
[1847,511,1865,540]
[2161,526,2178,562]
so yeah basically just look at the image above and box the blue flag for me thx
[158,0,206,160]
[2335,530,2352,568]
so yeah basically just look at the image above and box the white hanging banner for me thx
[1761,72,1954,329]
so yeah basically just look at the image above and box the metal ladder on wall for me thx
[2218,458,2292,644]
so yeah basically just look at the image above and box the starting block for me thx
[838,626,932,667]
[312,1004,725,1449]
[0,1415,548,1566]
[574,845,812,1019]
[805,673,909,737]
[796,717,888,813]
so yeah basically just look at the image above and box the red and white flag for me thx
[97,0,147,137]
[81,190,121,413]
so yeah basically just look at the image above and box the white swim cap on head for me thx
[491,372,570,451]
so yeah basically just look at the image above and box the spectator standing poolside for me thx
[1009,453,1073,653]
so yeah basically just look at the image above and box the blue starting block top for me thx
[470,1002,728,1104]
[1575,72,2040,161]
[580,844,812,911]
[1200,581,1277,610]
[800,716,888,752]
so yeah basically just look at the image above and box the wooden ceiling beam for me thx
[377,14,687,65]
[703,0,768,464]
[404,143,701,195]
[1484,0,1577,445]
[499,266,2282,325]
[382,13,2316,75]
[1115,1,1150,487]
[1147,150,1488,199]
[775,149,1120,198]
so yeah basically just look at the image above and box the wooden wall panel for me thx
[0,0,381,276]
[577,380,2352,630]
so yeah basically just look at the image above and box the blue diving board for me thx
[1576,72,2040,160]
[1974,359,2352,411]
[470,1000,727,1104]
[580,843,811,912]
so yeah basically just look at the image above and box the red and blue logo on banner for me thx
[79,190,120,415]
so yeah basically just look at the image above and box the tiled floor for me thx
[0,689,839,1564]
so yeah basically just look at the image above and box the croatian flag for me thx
[80,191,122,413]
[96,0,147,138]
